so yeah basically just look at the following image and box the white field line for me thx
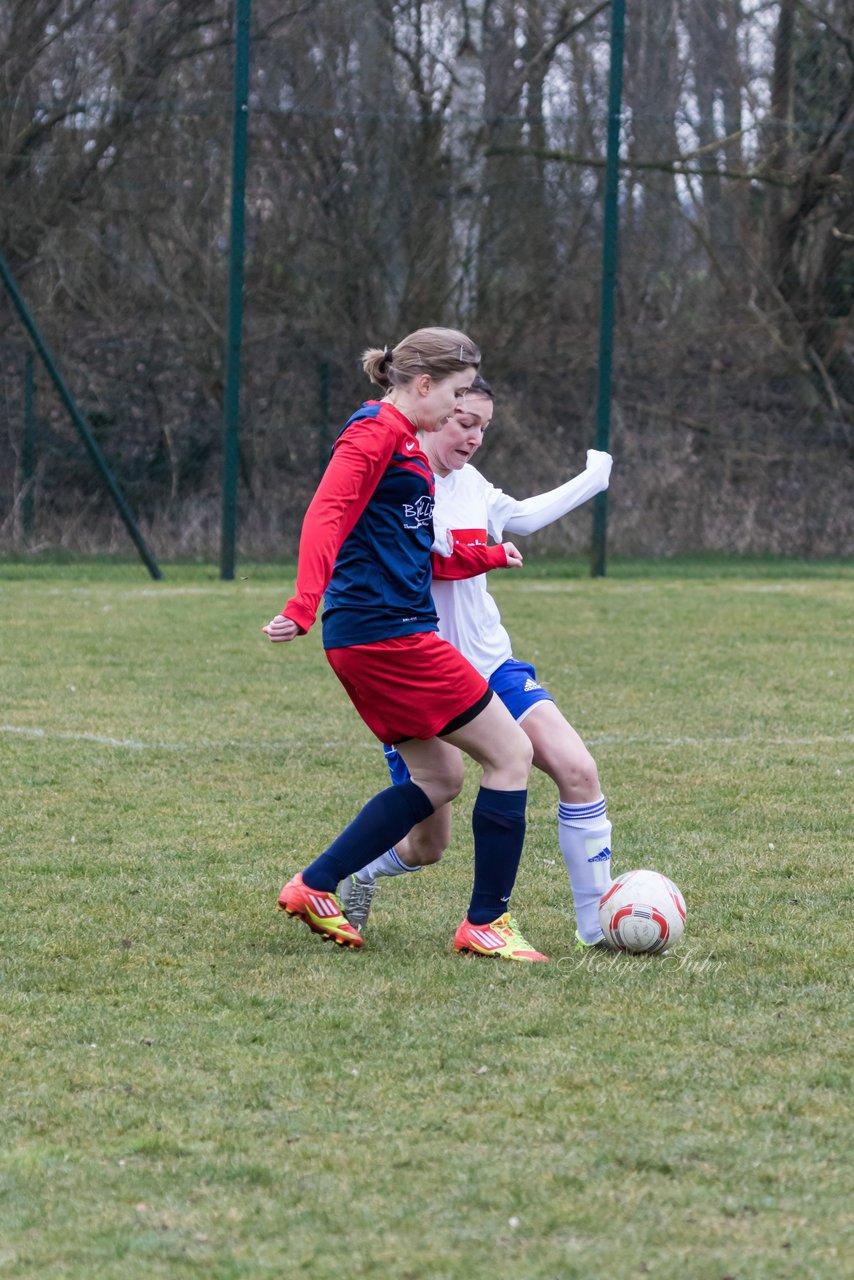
[0,724,376,752]
[41,585,284,598]
[2,723,852,753]
[590,732,853,747]
[0,723,378,752]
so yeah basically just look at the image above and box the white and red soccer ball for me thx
[598,869,687,954]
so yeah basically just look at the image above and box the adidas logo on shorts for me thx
[523,677,541,692]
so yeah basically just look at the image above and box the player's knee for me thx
[415,758,465,809]
[486,725,533,790]
[446,752,466,796]
[556,748,600,801]
[508,729,534,775]
[575,749,600,795]
[408,829,446,864]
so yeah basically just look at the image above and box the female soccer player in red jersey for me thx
[340,377,615,949]
[264,328,548,962]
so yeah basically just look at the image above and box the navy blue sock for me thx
[467,787,527,925]
[302,781,434,892]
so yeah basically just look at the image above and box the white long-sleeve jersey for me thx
[431,450,612,679]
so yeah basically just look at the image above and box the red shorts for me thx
[326,632,489,743]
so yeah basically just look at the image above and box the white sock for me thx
[356,847,422,885]
[558,797,613,943]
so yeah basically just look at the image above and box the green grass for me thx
[1,557,852,1278]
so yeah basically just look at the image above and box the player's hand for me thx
[585,449,613,479]
[502,542,523,568]
[431,523,454,555]
[262,614,301,642]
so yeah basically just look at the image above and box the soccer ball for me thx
[598,869,686,954]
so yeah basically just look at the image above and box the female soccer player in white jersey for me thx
[341,376,615,948]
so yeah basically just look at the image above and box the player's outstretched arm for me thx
[501,449,613,537]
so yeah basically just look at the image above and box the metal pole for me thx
[220,0,252,580]
[0,251,163,579]
[23,349,35,542]
[591,0,625,578]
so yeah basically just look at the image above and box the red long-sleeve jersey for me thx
[282,401,506,647]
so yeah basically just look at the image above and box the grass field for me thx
[1,557,852,1279]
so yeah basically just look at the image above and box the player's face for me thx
[419,369,477,432]
[427,392,493,474]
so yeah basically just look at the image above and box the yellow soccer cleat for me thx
[278,872,364,949]
[454,913,549,962]
[574,929,612,954]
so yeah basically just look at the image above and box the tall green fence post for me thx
[22,349,35,543]
[220,0,252,580]
[591,0,626,577]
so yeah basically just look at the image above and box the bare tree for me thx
[1,0,851,557]
[761,0,854,415]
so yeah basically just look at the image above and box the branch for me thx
[677,127,748,164]
[794,0,854,62]
[484,143,801,187]
[529,0,612,75]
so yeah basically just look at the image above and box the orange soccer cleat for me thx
[278,872,364,949]
[454,913,549,962]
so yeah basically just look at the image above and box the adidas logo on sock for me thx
[587,846,612,864]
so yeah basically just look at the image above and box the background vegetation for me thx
[1,0,852,561]
[1,558,852,1276]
